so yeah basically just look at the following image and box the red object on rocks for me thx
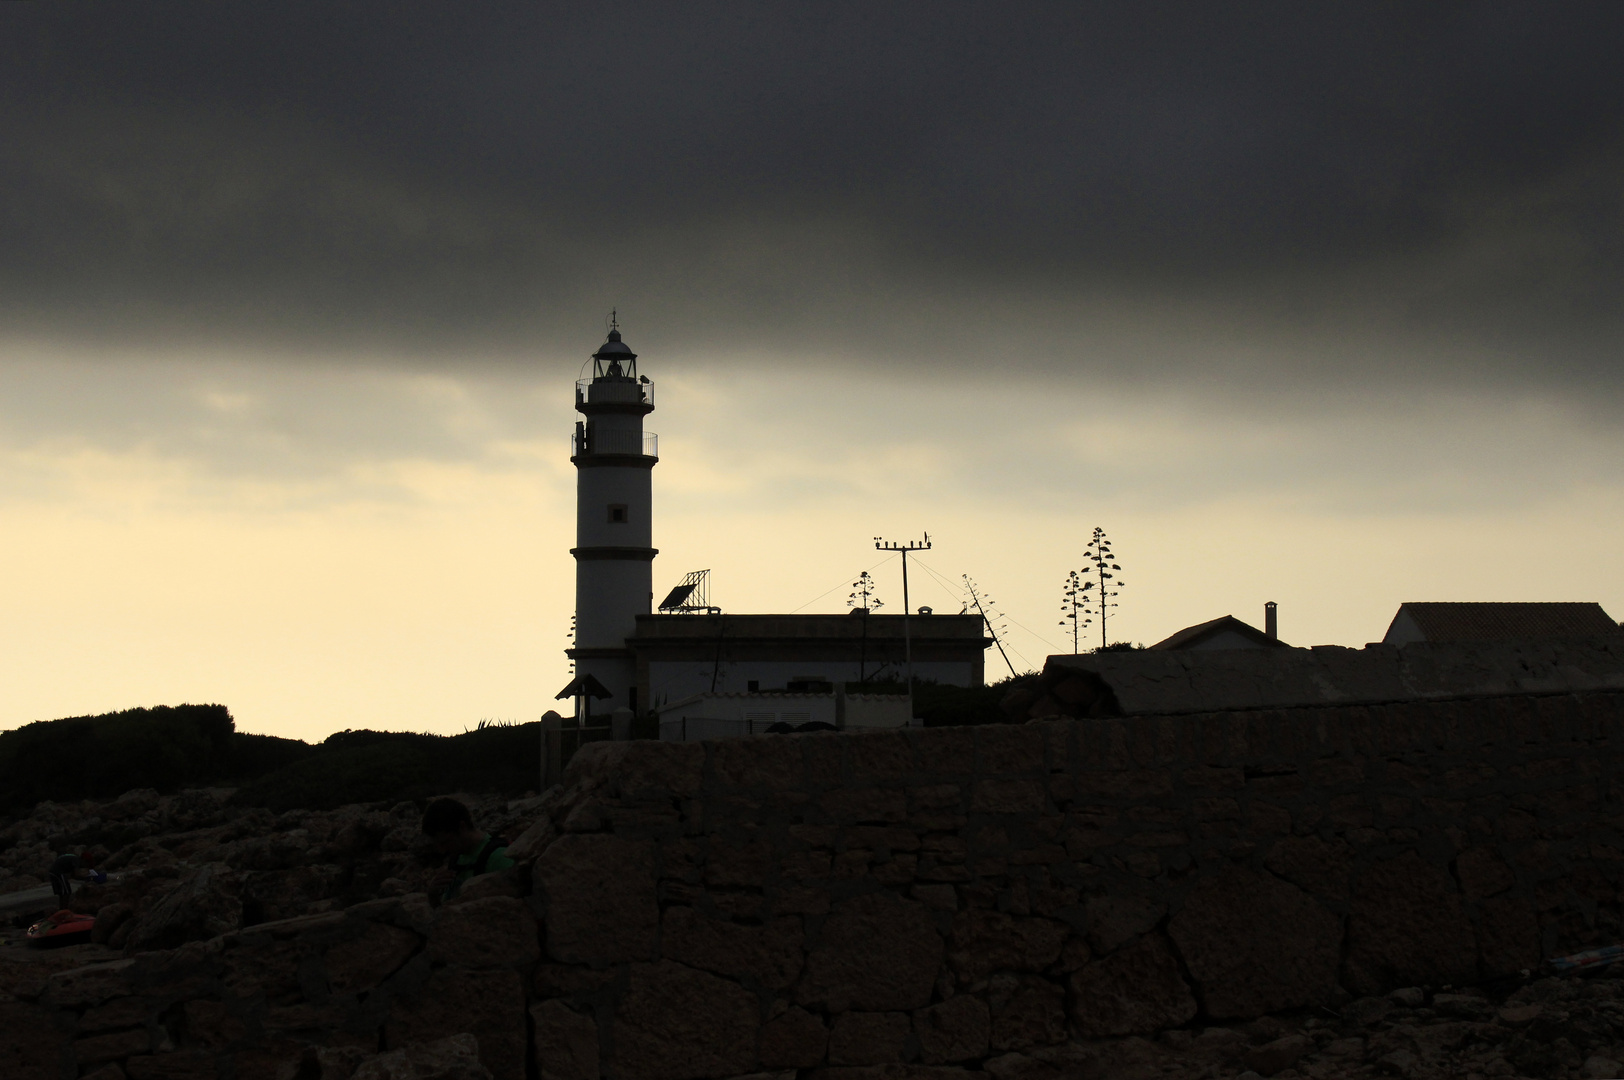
[25,909,97,945]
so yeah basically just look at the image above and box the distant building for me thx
[1148,602,1286,651]
[631,612,990,712]
[561,324,991,724]
[1382,602,1619,647]
[656,687,912,742]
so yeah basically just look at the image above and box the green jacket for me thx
[444,834,515,900]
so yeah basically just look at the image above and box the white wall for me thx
[647,658,975,708]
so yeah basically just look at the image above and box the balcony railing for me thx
[577,378,653,408]
[572,428,658,457]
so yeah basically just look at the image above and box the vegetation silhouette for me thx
[0,706,543,816]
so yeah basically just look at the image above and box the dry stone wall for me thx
[6,689,1624,1080]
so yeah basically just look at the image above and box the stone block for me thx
[714,737,803,791]
[910,885,957,911]
[182,999,248,1049]
[79,996,156,1033]
[1455,847,1516,900]
[427,896,539,970]
[821,789,908,825]
[1244,1034,1314,1076]
[535,834,658,963]
[612,960,759,1080]
[352,1034,491,1080]
[1167,866,1341,1018]
[76,1028,156,1067]
[914,996,990,1064]
[1261,836,1351,901]
[798,891,944,1012]
[1073,771,1172,799]
[811,1068,988,1080]
[1343,851,1478,995]
[661,907,804,988]
[80,1066,128,1080]
[946,910,1068,982]
[1081,895,1165,955]
[221,941,307,1004]
[124,1052,217,1079]
[1,1002,67,1080]
[705,840,776,888]
[989,977,1066,1052]
[975,726,1045,775]
[846,826,922,853]
[531,999,599,1080]
[386,967,527,1080]
[1180,766,1244,791]
[1068,934,1196,1038]
[913,727,975,775]
[851,733,916,781]
[41,959,137,1007]
[970,781,1046,815]
[325,922,421,992]
[1477,896,1541,977]
[1247,802,1292,835]
[760,1006,828,1068]
[828,1012,910,1065]
[567,740,704,799]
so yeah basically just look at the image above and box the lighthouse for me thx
[566,320,657,719]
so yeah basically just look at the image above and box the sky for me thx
[2,3,1621,740]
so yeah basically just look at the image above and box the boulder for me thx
[352,1033,494,1080]
[797,892,944,1013]
[611,960,759,1080]
[123,863,245,952]
[1167,867,1341,1018]
[1068,934,1196,1038]
[91,903,135,946]
[534,835,657,963]
[325,922,422,993]
[386,968,527,1080]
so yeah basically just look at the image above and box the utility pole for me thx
[875,533,930,720]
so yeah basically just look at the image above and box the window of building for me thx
[747,680,760,692]
[608,503,628,523]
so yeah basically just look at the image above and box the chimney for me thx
[1265,601,1278,641]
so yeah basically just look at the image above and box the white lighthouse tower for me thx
[565,319,657,719]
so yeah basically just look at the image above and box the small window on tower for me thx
[608,504,628,524]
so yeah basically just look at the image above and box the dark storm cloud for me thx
[2,2,1622,380]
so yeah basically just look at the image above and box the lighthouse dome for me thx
[592,330,637,362]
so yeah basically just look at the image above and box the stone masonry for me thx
[5,688,1624,1080]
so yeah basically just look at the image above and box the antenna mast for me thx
[875,532,931,720]
[963,575,1016,678]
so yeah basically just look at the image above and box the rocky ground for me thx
[0,785,549,951]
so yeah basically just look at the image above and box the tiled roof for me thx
[1149,615,1287,651]
[1391,602,1619,643]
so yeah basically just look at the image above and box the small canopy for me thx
[555,673,614,701]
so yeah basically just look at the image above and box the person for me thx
[421,798,514,902]
[47,852,105,911]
